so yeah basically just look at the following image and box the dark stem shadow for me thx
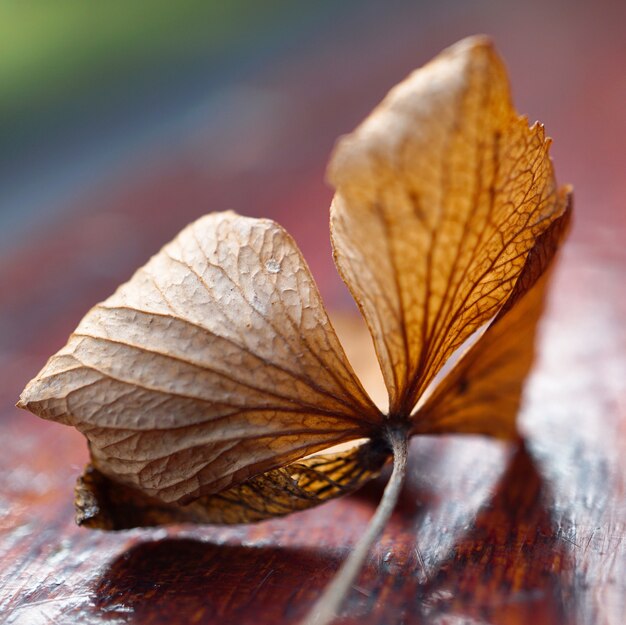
[365,441,579,625]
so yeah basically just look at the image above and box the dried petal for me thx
[19,212,380,504]
[329,36,566,415]
[412,197,572,438]
[75,440,390,529]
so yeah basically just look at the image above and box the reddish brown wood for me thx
[1,2,625,624]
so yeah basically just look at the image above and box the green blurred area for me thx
[0,0,294,126]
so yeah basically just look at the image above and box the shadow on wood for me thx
[90,442,576,625]
[94,540,339,625]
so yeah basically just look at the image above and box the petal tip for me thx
[451,34,495,52]
[16,383,34,411]
[444,34,501,65]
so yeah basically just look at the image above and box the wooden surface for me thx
[1,2,625,624]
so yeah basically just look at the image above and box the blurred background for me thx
[1,0,625,409]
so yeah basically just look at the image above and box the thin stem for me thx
[300,427,409,625]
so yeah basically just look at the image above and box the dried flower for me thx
[18,36,571,625]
